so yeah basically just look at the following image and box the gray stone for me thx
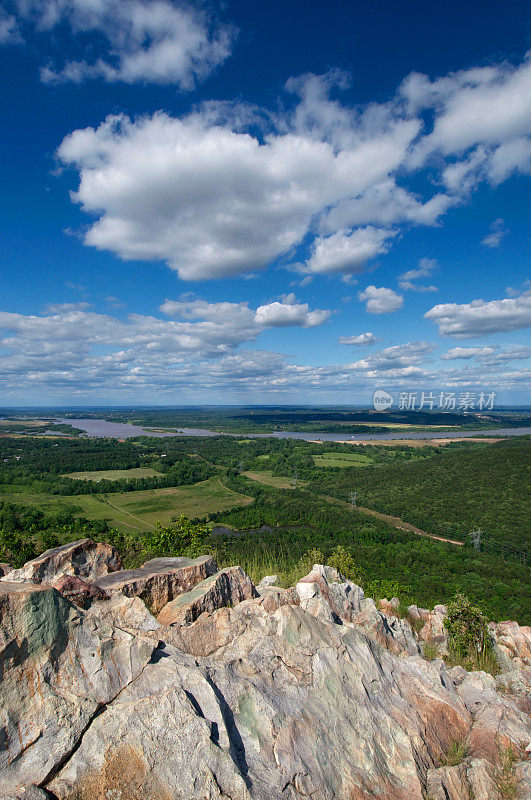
[256,574,279,590]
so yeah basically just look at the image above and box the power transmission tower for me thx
[470,529,482,551]
[291,471,298,488]
[349,491,357,508]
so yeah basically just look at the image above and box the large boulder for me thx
[0,581,155,795]
[1,539,122,585]
[157,566,257,626]
[93,554,218,615]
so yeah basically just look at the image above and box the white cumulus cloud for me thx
[48,54,531,281]
[425,289,531,337]
[358,285,404,314]
[305,228,395,275]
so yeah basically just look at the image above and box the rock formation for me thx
[0,541,529,800]
[2,539,122,584]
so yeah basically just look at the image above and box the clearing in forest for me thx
[62,467,163,481]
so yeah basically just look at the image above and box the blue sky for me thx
[0,0,530,406]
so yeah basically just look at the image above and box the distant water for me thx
[57,418,531,443]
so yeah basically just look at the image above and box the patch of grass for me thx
[422,640,440,662]
[446,646,500,675]
[493,744,522,799]
[312,452,373,468]
[438,736,470,767]
[243,470,305,489]
[62,468,163,481]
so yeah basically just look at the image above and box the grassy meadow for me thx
[0,476,252,535]
[62,467,163,481]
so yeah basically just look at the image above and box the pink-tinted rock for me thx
[52,574,108,608]
[378,597,400,615]
[426,757,498,800]
[157,566,256,626]
[2,539,122,584]
[489,620,531,667]
[94,555,218,615]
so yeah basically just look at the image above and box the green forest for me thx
[0,429,528,623]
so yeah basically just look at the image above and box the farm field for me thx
[312,452,373,468]
[0,477,252,535]
[62,467,163,481]
[243,470,304,489]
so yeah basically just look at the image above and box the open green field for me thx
[62,467,163,481]
[312,452,373,468]
[0,477,252,535]
[243,470,308,488]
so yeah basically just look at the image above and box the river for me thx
[56,418,531,443]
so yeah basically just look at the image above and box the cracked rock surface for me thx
[1,547,530,799]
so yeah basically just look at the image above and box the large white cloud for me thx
[425,289,531,337]
[11,0,233,87]
[404,56,531,155]
[57,99,417,280]
[358,285,404,314]
[53,54,531,281]
[253,301,330,328]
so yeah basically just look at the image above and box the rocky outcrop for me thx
[93,554,218,614]
[2,539,122,584]
[296,564,420,655]
[489,619,531,668]
[296,564,367,622]
[1,545,530,800]
[157,566,257,626]
[49,603,474,800]
[0,581,155,795]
